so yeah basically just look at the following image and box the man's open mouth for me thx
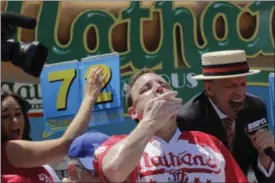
[229,99,243,110]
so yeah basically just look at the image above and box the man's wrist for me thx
[137,119,157,137]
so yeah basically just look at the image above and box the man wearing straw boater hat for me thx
[177,50,274,182]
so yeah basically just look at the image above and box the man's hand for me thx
[249,129,274,153]
[249,129,274,170]
[140,91,182,133]
[84,67,106,102]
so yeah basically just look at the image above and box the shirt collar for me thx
[208,97,228,120]
[153,128,181,145]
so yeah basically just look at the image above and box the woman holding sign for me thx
[1,67,105,183]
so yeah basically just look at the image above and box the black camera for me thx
[1,12,48,78]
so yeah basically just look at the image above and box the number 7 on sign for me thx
[48,69,76,111]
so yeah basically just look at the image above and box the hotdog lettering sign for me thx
[2,1,274,115]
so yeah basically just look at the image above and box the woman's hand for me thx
[84,66,106,102]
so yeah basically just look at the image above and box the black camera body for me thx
[1,12,48,78]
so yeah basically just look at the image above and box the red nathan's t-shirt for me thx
[93,130,249,183]
[1,142,56,183]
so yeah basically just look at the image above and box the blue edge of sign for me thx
[30,85,275,141]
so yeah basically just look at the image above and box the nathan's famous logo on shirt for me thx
[140,151,222,174]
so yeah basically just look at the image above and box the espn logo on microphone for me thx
[247,118,268,133]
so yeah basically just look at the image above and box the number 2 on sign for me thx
[85,64,113,103]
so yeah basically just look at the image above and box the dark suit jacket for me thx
[177,92,275,182]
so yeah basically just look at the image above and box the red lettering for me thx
[206,156,218,169]
[181,153,194,166]
[161,154,171,167]
[141,151,220,172]
[151,156,162,166]
[193,155,206,166]
[168,152,180,166]
[143,152,152,168]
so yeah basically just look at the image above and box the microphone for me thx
[1,12,37,29]
[241,110,275,162]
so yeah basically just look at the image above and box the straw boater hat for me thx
[192,50,261,80]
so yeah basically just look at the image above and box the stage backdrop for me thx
[1,1,274,138]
